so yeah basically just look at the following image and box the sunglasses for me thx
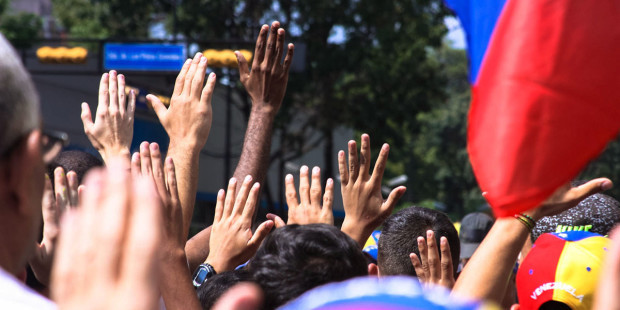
[0,129,69,165]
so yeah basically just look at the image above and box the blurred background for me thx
[2,0,619,234]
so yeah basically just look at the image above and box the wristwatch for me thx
[192,263,217,288]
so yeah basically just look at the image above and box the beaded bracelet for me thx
[514,213,536,231]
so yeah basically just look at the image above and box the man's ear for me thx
[368,263,379,276]
[4,130,43,215]
[510,304,520,310]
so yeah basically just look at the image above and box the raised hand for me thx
[29,167,78,285]
[285,166,334,226]
[81,70,135,162]
[410,230,455,289]
[149,53,215,151]
[205,177,274,273]
[147,53,217,239]
[236,21,294,116]
[339,134,407,247]
[51,161,162,310]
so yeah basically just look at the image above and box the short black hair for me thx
[377,206,460,277]
[197,269,252,310]
[47,150,103,184]
[249,224,368,310]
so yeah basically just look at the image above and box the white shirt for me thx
[0,267,56,309]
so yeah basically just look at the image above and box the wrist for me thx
[341,219,372,248]
[251,104,278,118]
[100,147,130,161]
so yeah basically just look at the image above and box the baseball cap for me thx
[516,231,609,310]
[531,193,620,242]
[459,213,494,259]
[279,276,494,310]
[362,230,381,263]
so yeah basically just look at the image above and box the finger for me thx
[117,73,126,114]
[310,166,322,207]
[567,178,613,204]
[149,143,167,201]
[338,150,348,186]
[165,157,180,210]
[322,178,334,222]
[370,143,390,188]
[266,213,286,228]
[359,134,371,180]
[127,89,136,121]
[247,219,274,250]
[439,236,454,283]
[200,72,216,107]
[139,142,152,177]
[80,102,94,134]
[173,59,192,97]
[410,253,426,283]
[252,25,269,68]
[273,28,285,68]
[190,56,208,99]
[299,166,311,206]
[41,174,55,221]
[381,186,407,215]
[282,44,295,73]
[263,21,280,69]
[284,174,299,209]
[235,51,250,82]
[77,185,85,203]
[54,167,68,210]
[417,236,430,279]
[347,140,359,182]
[130,152,141,179]
[96,72,109,116]
[214,189,225,223]
[122,175,162,303]
[66,171,79,207]
[242,182,261,219]
[147,94,167,121]
[223,178,238,218]
[232,175,254,216]
[426,230,441,281]
[108,70,119,111]
[183,53,202,95]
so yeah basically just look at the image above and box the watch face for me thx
[193,267,209,287]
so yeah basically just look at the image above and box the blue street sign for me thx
[104,43,186,71]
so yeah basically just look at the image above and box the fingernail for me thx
[119,74,124,81]
[300,165,308,173]
[185,59,191,65]
[229,178,237,185]
[417,237,424,243]
[195,52,202,58]
[200,57,207,63]
[285,174,293,182]
[102,73,108,78]
[601,180,613,190]
[253,182,260,189]
[151,143,159,151]
[210,72,216,79]
[327,178,333,186]
[245,175,252,182]
[312,166,320,174]
[441,237,447,245]
[427,230,433,238]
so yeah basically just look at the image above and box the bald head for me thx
[0,34,40,157]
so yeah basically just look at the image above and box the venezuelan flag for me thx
[444,0,620,216]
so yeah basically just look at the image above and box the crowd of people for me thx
[1,20,620,310]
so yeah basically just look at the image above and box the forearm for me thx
[452,217,529,303]
[341,219,374,248]
[232,108,276,191]
[168,142,201,239]
[160,251,202,310]
[185,226,212,272]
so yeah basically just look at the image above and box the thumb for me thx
[146,94,167,121]
[235,51,250,83]
[80,102,94,132]
[248,220,274,250]
[266,213,285,228]
[382,186,407,214]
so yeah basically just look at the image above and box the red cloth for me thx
[468,0,620,216]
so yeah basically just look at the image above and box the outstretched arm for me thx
[453,178,612,303]
[148,53,216,239]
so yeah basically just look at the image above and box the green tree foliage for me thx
[52,0,156,38]
[0,2,42,48]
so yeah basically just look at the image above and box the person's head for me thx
[197,269,253,310]
[48,150,103,184]
[531,192,620,243]
[516,231,608,310]
[377,206,460,277]
[0,34,48,274]
[249,224,368,310]
[459,212,494,265]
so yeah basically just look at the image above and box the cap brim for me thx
[460,242,480,259]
